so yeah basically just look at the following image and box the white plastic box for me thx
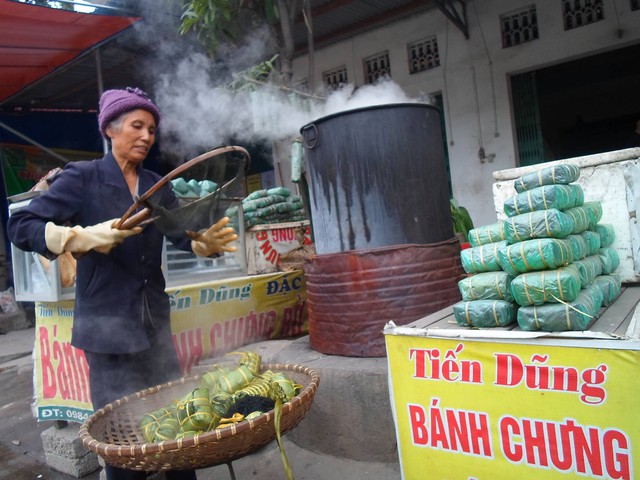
[8,197,248,299]
[8,198,76,302]
[492,150,640,282]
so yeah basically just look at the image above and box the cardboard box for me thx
[245,221,312,274]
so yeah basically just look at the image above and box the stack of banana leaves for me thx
[140,351,302,443]
[454,163,622,332]
[225,187,307,230]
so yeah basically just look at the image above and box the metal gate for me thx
[511,71,546,166]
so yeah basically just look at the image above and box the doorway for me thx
[511,42,640,166]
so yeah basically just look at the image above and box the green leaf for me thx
[265,0,279,22]
[450,198,474,241]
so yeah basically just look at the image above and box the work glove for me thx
[187,217,238,257]
[45,219,142,256]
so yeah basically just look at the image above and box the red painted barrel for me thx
[305,239,464,357]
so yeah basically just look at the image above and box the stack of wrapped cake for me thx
[453,163,622,331]
[224,187,306,230]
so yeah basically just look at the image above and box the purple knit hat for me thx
[98,87,161,138]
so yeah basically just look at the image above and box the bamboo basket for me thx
[79,363,320,471]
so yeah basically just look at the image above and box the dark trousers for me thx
[101,466,197,480]
[85,325,196,480]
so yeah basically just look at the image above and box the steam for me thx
[154,55,424,160]
[130,2,427,160]
[321,80,418,116]
[153,52,251,157]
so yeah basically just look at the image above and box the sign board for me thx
[33,270,308,423]
[385,332,638,480]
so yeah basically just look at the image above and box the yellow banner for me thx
[168,271,307,372]
[385,334,638,480]
[34,300,92,422]
[33,271,307,422]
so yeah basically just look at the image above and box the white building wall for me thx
[292,0,640,227]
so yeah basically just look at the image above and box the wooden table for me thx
[391,285,640,346]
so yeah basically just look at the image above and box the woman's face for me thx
[107,109,157,165]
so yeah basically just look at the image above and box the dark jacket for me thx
[7,152,192,354]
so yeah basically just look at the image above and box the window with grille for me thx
[407,36,440,74]
[323,66,348,90]
[363,51,391,84]
[562,0,604,30]
[631,0,640,11]
[501,5,539,48]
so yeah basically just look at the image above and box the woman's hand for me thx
[45,219,142,256]
[187,217,238,257]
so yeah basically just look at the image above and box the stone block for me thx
[41,423,89,458]
[41,423,100,477]
[44,450,100,478]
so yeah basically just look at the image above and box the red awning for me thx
[0,0,140,104]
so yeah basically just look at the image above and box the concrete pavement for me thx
[0,327,402,479]
[0,324,35,372]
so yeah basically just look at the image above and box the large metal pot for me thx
[300,102,453,255]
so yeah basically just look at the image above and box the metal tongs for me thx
[114,146,250,231]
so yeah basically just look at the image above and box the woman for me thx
[8,87,236,480]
